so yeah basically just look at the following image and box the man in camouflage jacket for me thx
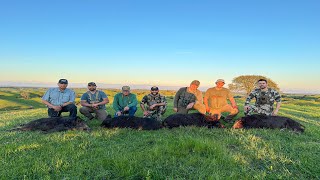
[244,79,282,116]
[140,86,167,121]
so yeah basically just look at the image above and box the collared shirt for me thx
[42,87,76,106]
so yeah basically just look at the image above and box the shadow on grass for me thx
[0,106,24,111]
[0,94,45,111]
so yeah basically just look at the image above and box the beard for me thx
[259,85,267,89]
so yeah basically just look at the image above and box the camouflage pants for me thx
[144,106,166,121]
[246,105,273,116]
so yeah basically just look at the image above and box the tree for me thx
[228,75,280,95]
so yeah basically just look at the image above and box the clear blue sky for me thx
[0,0,319,92]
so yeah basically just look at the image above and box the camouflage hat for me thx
[122,86,130,91]
[190,80,200,86]
[215,79,225,84]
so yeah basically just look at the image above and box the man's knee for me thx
[129,106,137,113]
[96,110,107,120]
[130,106,137,111]
[79,107,90,114]
[177,107,188,114]
[66,104,77,111]
[48,108,60,117]
[129,106,137,116]
[197,106,206,114]
[159,106,166,115]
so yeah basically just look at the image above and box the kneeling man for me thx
[140,86,167,121]
[80,82,109,120]
[42,79,77,120]
[113,86,138,117]
[204,79,239,121]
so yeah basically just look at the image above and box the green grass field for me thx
[0,88,319,179]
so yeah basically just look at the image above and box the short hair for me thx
[190,80,200,86]
[258,79,267,83]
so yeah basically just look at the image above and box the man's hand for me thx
[52,106,62,112]
[143,111,150,116]
[116,111,122,116]
[92,104,99,109]
[206,106,210,113]
[272,110,279,116]
[173,108,178,112]
[244,106,250,112]
[186,103,194,110]
[232,104,238,109]
[150,104,157,110]
[123,106,130,111]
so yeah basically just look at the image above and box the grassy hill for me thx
[0,88,319,179]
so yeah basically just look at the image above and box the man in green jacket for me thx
[174,84,196,114]
[113,86,138,117]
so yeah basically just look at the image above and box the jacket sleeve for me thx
[162,96,167,106]
[227,89,234,100]
[174,88,183,108]
[140,95,148,105]
[273,90,282,102]
[42,88,51,101]
[245,91,255,106]
[113,94,121,111]
[69,90,76,103]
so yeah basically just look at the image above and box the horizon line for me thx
[0,81,319,95]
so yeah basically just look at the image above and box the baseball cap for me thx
[151,86,159,91]
[58,79,68,84]
[190,80,200,86]
[122,86,130,91]
[216,79,225,83]
[88,82,96,86]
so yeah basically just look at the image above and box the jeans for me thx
[48,104,77,120]
[114,106,137,117]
